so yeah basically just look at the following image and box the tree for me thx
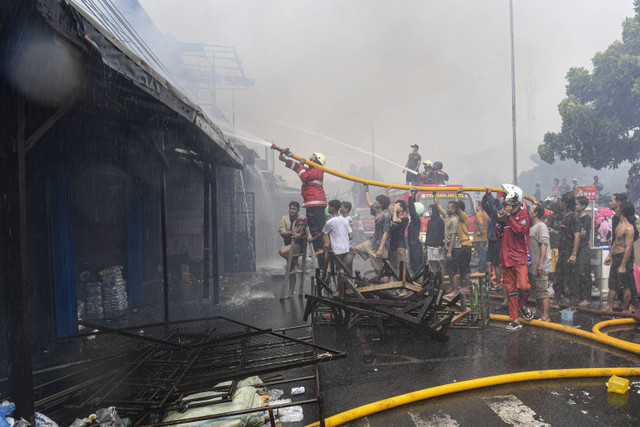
[539,0,640,170]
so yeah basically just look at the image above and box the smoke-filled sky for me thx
[139,0,634,187]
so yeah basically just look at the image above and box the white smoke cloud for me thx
[138,0,634,186]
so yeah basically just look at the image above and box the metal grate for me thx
[38,317,344,422]
[222,192,255,272]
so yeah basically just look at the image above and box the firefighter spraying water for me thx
[273,144,328,254]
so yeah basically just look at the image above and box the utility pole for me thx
[510,0,518,184]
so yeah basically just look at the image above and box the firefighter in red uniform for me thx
[431,161,449,185]
[279,152,328,253]
[418,160,433,186]
[496,184,534,331]
[419,160,449,186]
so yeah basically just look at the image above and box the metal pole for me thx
[3,96,35,423]
[160,167,170,326]
[232,89,235,127]
[203,168,210,299]
[211,164,220,304]
[510,0,518,184]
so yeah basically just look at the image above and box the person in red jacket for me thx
[280,152,328,253]
[497,184,533,331]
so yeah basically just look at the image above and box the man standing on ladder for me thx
[279,152,328,255]
[279,201,308,299]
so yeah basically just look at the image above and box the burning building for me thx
[0,0,295,418]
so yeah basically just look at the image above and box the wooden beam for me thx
[446,310,471,329]
[25,94,80,152]
[349,281,422,294]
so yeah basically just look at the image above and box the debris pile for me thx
[304,257,473,341]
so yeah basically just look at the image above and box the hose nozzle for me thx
[271,143,292,157]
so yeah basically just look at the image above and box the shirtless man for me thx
[604,201,636,312]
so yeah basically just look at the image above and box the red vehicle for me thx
[354,206,375,239]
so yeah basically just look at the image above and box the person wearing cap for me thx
[279,152,327,254]
[404,144,421,185]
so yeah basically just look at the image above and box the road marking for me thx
[408,410,460,427]
[483,395,550,426]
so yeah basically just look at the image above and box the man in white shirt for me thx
[323,199,353,268]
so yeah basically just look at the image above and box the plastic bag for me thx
[0,401,16,427]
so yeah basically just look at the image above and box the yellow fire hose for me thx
[491,314,640,354]
[592,318,640,338]
[280,147,636,426]
[305,316,640,427]
[287,152,539,204]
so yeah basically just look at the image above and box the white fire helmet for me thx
[501,183,524,206]
[312,153,326,166]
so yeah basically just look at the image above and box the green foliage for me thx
[539,7,640,170]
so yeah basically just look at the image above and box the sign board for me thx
[574,186,597,200]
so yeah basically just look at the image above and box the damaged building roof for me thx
[36,0,243,168]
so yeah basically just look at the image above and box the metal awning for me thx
[36,0,243,168]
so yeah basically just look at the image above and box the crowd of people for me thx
[277,148,640,329]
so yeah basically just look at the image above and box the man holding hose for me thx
[280,152,327,254]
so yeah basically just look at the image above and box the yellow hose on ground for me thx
[592,318,640,338]
[492,314,640,355]
[305,315,640,427]
[289,153,539,203]
[305,367,640,427]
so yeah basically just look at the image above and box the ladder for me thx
[281,226,317,300]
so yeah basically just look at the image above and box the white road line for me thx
[408,409,460,427]
[483,395,550,426]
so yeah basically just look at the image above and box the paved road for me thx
[84,269,640,427]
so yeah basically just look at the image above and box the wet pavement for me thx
[206,266,640,427]
[19,262,640,426]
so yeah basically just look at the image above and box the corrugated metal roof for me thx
[61,0,243,168]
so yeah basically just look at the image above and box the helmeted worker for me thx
[431,161,449,185]
[419,160,449,186]
[418,160,433,186]
[279,152,327,252]
[496,183,533,331]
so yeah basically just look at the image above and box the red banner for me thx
[574,186,597,200]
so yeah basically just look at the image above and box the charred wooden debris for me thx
[303,255,485,340]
